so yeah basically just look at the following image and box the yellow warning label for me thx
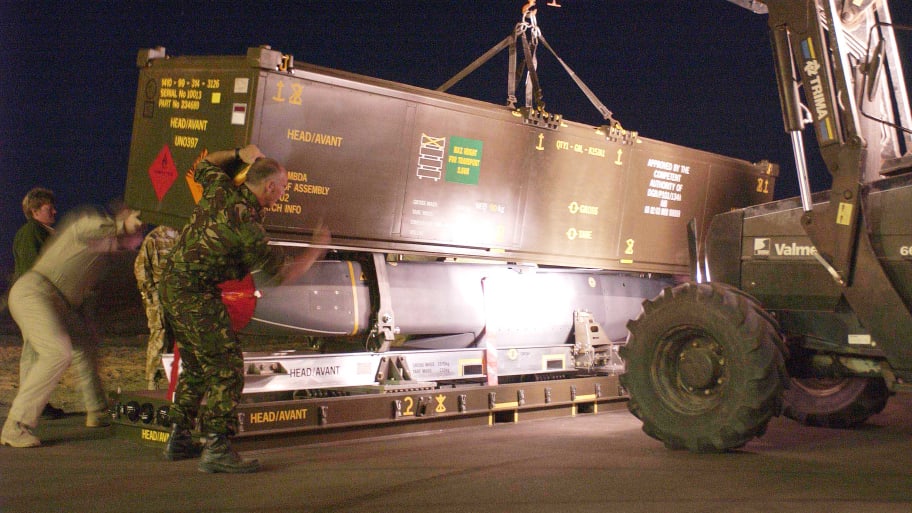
[435,394,447,413]
[141,429,169,442]
[836,202,854,226]
[248,408,308,424]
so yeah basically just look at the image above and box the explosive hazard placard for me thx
[147,145,178,202]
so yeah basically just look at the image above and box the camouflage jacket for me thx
[134,224,180,298]
[165,160,282,290]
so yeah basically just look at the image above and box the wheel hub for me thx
[678,342,723,391]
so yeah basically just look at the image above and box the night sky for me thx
[2,0,911,286]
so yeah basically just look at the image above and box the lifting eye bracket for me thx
[520,106,561,130]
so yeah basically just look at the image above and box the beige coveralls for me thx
[6,212,130,428]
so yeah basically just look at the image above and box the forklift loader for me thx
[621,0,912,452]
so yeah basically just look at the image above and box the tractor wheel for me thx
[620,282,787,452]
[783,377,889,428]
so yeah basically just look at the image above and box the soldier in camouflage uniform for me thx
[133,224,179,390]
[160,144,288,474]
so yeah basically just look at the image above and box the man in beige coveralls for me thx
[1,207,143,447]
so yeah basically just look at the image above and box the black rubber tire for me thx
[782,377,889,428]
[620,282,787,452]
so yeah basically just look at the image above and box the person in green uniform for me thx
[133,224,179,390]
[160,145,292,473]
[11,187,66,420]
[13,187,57,281]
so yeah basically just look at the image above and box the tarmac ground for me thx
[2,391,912,513]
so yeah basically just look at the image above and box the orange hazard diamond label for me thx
[148,145,178,202]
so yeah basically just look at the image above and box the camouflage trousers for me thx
[160,277,244,435]
[141,297,169,387]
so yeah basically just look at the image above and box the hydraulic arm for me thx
[733,0,912,375]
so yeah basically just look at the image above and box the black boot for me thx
[162,424,202,461]
[40,403,66,420]
[198,433,260,474]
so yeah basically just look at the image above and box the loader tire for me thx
[620,282,787,453]
[783,377,889,428]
